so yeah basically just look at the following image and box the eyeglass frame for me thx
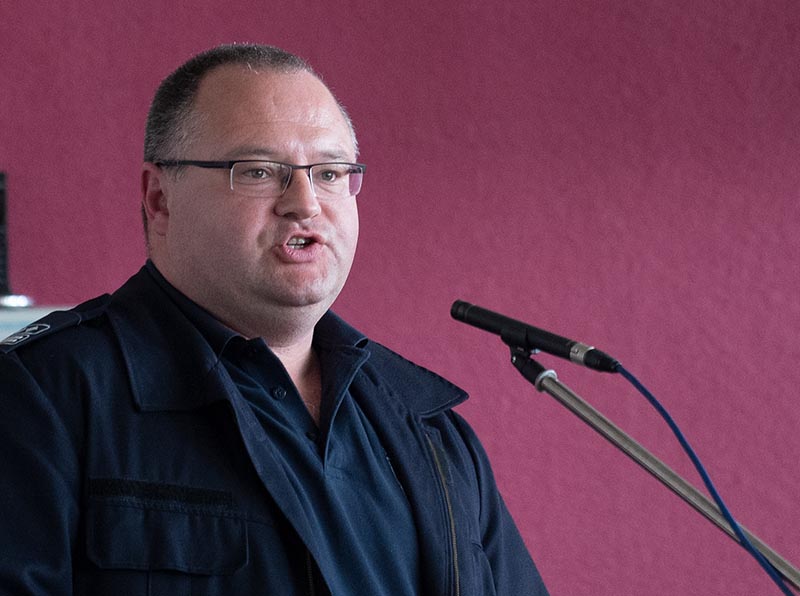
[155,159,367,198]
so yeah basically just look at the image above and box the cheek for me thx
[349,209,360,243]
[338,208,360,260]
[172,199,255,261]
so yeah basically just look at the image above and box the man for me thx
[0,44,549,595]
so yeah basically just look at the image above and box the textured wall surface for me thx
[2,1,799,594]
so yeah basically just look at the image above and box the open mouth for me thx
[286,236,315,249]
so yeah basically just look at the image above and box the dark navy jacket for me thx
[0,267,549,595]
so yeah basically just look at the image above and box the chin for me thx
[268,287,340,311]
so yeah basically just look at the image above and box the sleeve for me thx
[448,411,550,596]
[0,353,83,595]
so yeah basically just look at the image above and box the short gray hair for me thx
[144,43,358,162]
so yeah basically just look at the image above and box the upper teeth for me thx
[288,237,311,247]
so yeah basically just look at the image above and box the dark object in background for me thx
[0,172,33,308]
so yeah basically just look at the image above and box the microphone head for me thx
[450,300,473,321]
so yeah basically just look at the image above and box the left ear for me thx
[141,162,170,237]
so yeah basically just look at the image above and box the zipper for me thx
[305,549,317,596]
[425,433,461,596]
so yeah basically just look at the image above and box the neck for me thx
[271,337,323,426]
[269,331,316,378]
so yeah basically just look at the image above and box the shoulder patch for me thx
[1,311,81,352]
[0,293,111,353]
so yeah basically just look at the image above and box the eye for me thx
[319,169,339,182]
[243,167,273,180]
[314,164,352,185]
[233,162,287,187]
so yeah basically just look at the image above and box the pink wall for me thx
[2,1,799,594]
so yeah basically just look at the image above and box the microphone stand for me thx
[509,348,800,591]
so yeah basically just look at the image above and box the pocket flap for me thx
[86,502,248,575]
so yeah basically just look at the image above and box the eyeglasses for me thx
[156,159,366,199]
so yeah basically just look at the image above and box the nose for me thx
[273,168,321,220]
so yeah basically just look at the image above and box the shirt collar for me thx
[314,310,369,350]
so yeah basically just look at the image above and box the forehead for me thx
[188,65,354,157]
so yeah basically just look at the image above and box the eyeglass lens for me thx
[230,161,363,198]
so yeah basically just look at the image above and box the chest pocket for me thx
[82,479,247,595]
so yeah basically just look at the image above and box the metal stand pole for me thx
[510,351,800,591]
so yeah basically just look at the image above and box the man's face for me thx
[145,66,360,335]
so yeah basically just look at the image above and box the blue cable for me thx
[615,363,794,595]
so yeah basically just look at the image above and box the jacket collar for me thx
[358,341,468,417]
[107,266,226,412]
[105,266,467,415]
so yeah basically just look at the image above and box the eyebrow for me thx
[223,146,354,162]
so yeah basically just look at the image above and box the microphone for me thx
[451,300,619,373]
